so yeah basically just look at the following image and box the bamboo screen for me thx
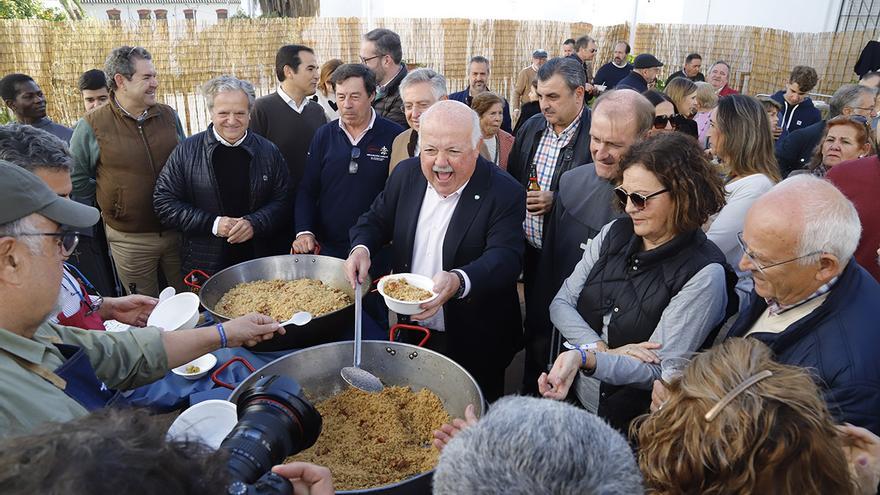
[0,17,873,132]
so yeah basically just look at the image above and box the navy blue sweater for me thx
[771,90,822,140]
[294,115,403,258]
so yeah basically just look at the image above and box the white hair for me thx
[432,396,643,494]
[419,100,481,149]
[0,214,43,255]
[201,75,256,113]
[399,68,448,101]
[772,175,861,265]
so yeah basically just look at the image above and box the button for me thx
[613,307,619,313]
[632,266,638,270]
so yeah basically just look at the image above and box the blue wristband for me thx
[216,323,228,348]
[577,348,587,368]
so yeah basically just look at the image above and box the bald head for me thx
[594,89,655,137]
[589,89,654,179]
[419,99,481,150]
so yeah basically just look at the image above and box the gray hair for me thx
[420,100,481,149]
[593,89,655,137]
[105,46,152,91]
[828,83,877,118]
[469,55,490,72]
[772,175,861,265]
[201,76,256,113]
[537,57,586,92]
[0,214,42,254]
[0,124,71,173]
[710,60,731,73]
[433,396,643,494]
[399,68,448,101]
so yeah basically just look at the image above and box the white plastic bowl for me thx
[378,273,439,315]
[172,353,218,380]
[147,292,200,331]
[166,399,237,450]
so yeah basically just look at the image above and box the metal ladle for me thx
[279,311,313,327]
[340,280,384,392]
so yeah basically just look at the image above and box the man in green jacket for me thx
[0,161,283,436]
[70,46,186,297]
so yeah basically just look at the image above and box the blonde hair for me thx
[693,81,718,112]
[664,77,697,117]
[633,338,855,495]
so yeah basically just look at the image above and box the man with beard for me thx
[593,41,633,90]
[617,54,663,93]
[449,56,513,134]
[1,74,72,143]
[360,28,409,128]
[521,89,655,394]
[70,46,186,298]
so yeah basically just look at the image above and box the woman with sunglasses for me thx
[643,90,698,139]
[539,132,737,432]
[704,94,781,310]
[793,115,875,177]
[636,338,869,495]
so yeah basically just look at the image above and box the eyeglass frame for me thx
[613,186,668,211]
[16,231,80,257]
[359,54,381,64]
[735,231,822,275]
[652,113,685,130]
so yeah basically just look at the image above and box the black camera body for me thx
[221,375,322,495]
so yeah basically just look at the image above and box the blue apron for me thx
[52,343,126,411]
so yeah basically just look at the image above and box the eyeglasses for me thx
[18,231,80,257]
[653,114,685,130]
[349,147,361,174]
[736,231,822,275]
[589,48,597,53]
[359,55,380,64]
[614,186,668,210]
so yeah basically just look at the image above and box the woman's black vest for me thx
[576,218,736,432]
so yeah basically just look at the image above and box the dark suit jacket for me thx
[349,156,526,374]
[775,119,826,177]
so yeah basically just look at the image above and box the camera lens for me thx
[221,375,322,485]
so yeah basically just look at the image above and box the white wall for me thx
[320,0,844,33]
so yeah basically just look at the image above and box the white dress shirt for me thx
[277,87,311,114]
[411,181,472,331]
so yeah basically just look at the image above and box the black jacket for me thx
[373,65,408,129]
[349,157,525,389]
[617,71,649,93]
[508,108,593,242]
[854,40,880,77]
[153,126,290,275]
[727,260,880,435]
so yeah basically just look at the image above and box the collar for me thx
[0,326,51,365]
[427,179,470,200]
[765,277,839,316]
[612,61,628,68]
[338,108,376,139]
[546,105,584,138]
[379,65,405,92]
[212,125,247,147]
[277,86,310,112]
[31,116,53,128]
[113,95,148,121]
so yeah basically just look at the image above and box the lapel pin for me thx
[474,194,480,200]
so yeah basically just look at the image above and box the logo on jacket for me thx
[366,145,390,162]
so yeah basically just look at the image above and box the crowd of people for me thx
[1,27,880,493]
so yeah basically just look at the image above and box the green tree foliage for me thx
[0,0,66,20]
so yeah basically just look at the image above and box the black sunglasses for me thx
[18,231,80,256]
[653,114,686,130]
[349,147,361,174]
[614,187,668,210]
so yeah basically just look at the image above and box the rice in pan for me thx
[216,279,352,321]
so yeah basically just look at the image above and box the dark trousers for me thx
[69,224,120,297]
[394,326,505,404]
[521,242,555,395]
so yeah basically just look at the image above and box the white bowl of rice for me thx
[378,273,439,315]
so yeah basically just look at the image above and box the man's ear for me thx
[0,238,23,284]
[815,253,842,284]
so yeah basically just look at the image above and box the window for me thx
[106,9,120,20]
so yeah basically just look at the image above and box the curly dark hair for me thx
[0,408,229,495]
[617,131,726,233]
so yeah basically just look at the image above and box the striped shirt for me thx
[523,108,583,248]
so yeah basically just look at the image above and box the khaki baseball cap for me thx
[0,160,99,228]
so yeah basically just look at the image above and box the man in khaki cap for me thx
[0,161,284,436]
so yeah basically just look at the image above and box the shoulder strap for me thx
[3,350,67,390]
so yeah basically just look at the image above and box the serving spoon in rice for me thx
[341,280,384,393]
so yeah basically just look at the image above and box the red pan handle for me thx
[389,323,431,347]
[210,356,256,390]
[184,269,211,291]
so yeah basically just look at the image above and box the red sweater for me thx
[827,156,880,282]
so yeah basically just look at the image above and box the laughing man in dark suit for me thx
[345,100,525,401]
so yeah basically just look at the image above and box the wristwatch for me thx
[563,341,600,351]
[452,270,466,299]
